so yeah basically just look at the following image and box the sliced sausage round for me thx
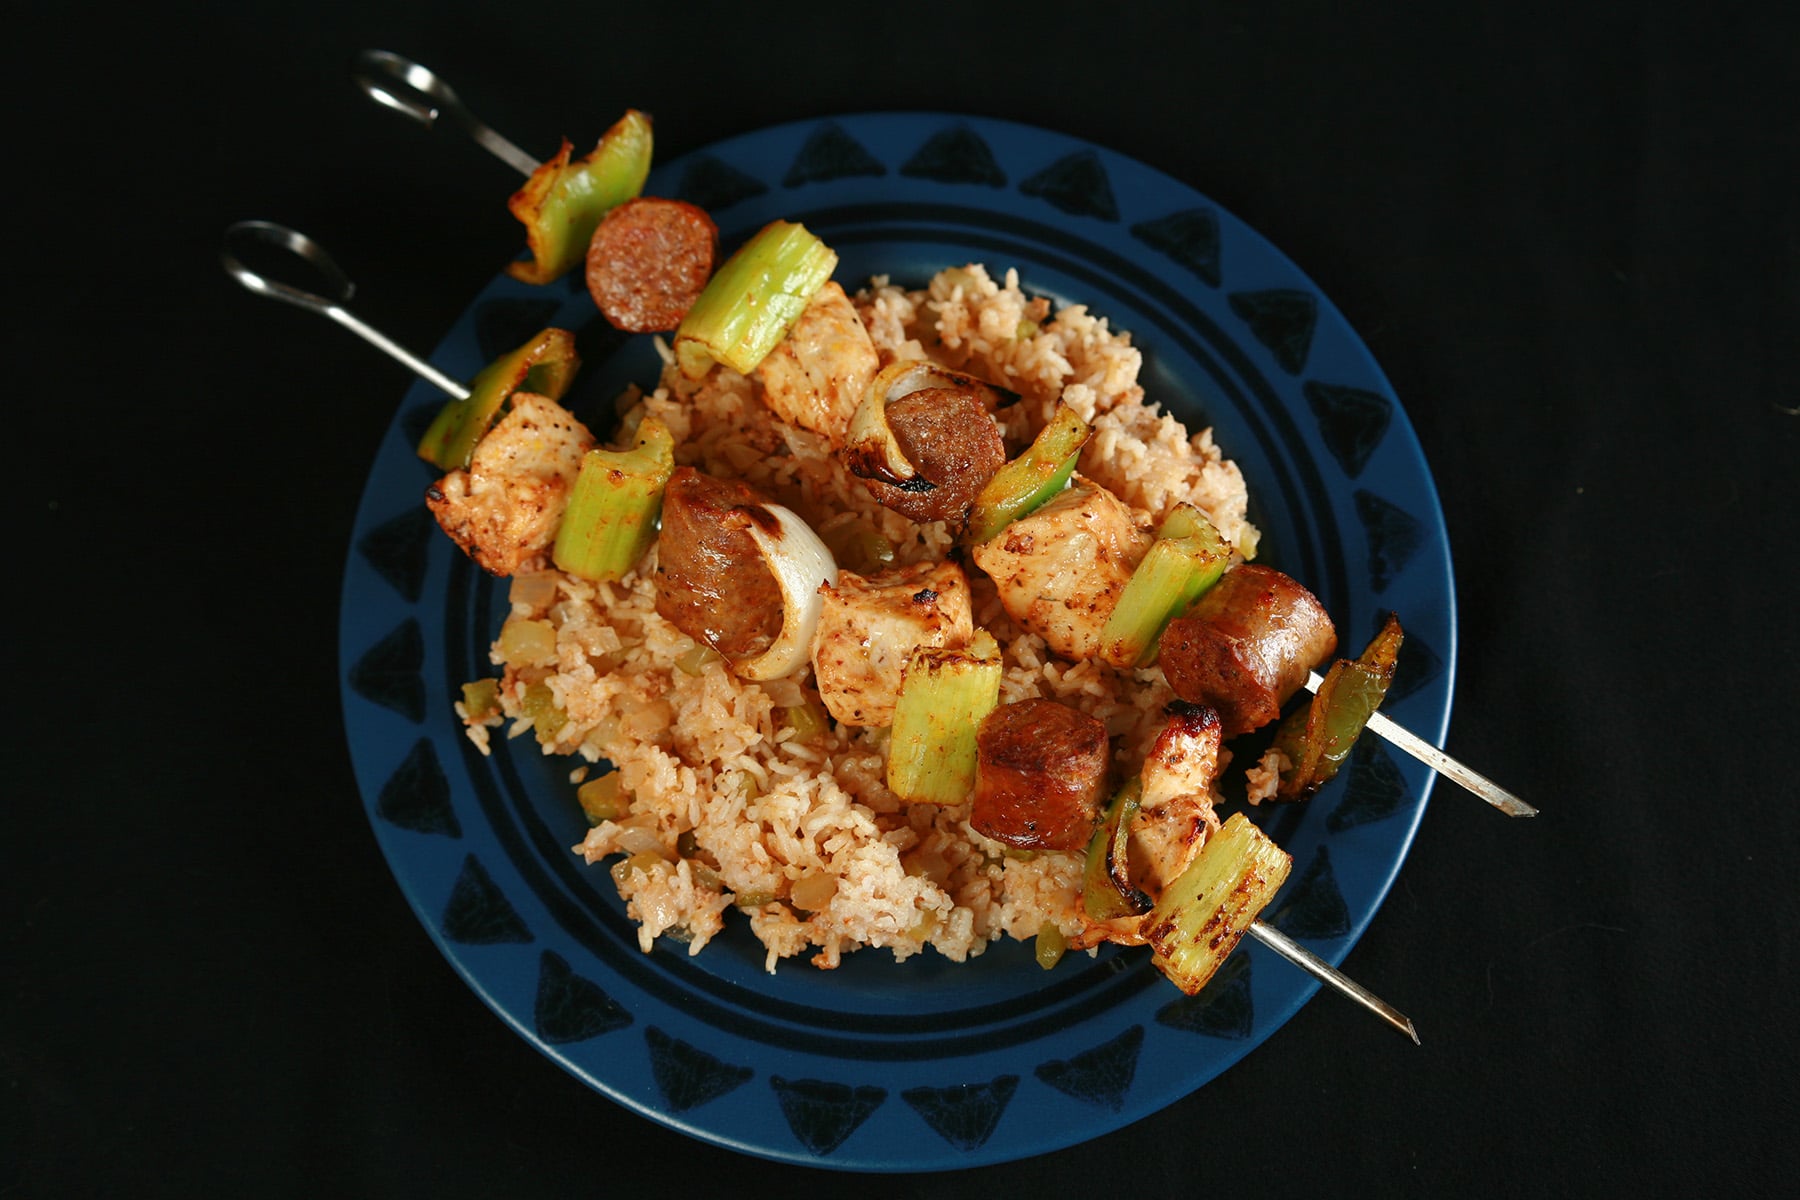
[971,698,1110,852]
[585,197,718,333]
[1158,564,1338,737]
[653,467,783,658]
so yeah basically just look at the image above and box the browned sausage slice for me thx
[1158,564,1338,737]
[971,698,1110,852]
[653,467,783,658]
[858,386,1006,524]
[585,197,718,333]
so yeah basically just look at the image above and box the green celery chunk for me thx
[1272,613,1404,800]
[963,404,1092,545]
[552,416,676,582]
[506,110,653,285]
[416,328,580,471]
[673,220,838,379]
[1099,503,1231,668]
[886,630,1003,805]
[460,678,501,721]
[1144,812,1292,995]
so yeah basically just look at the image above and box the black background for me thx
[10,1,1795,1194]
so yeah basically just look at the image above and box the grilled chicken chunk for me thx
[425,393,595,577]
[755,281,880,446]
[969,478,1154,661]
[653,467,784,659]
[1159,564,1338,736]
[971,698,1110,852]
[1130,705,1224,900]
[811,560,974,727]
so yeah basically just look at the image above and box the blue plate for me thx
[339,113,1455,1170]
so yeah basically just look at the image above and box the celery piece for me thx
[1034,921,1067,970]
[576,772,630,825]
[1098,503,1231,668]
[417,327,580,471]
[520,682,568,747]
[1272,613,1404,800]
[460,678,501,721]
[673,220,838,379]
[963,404,1092,545]
[1143,813,1292,995]
[886,630,1003,805]
[778,697,831,742]
[506,111,654,285]
[552,416,676,582]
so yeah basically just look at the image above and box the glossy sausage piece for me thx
[1158,564,1338,737]
[858,386,1005,524]
[585,197,718,333]
[971,698,1110,852]
[653,467,783,659]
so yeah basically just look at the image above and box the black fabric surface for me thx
[11,1,1794,1194]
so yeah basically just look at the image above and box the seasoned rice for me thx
[463,264,1258,972]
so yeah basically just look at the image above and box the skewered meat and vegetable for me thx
[811,559,974,727]
[1158,564,1339,736]
[506,110,654,285]
[971,477,1154,661]
[584,197,718,332]
[424,393,595,576]
[843,360,1011,525]
[971,698,1111,852]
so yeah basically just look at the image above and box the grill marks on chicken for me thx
[425,393,595,576]
[652,467,784,660]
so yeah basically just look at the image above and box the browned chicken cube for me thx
[811,560,974,727]
[425,394,594,576]
[754,281,880,446]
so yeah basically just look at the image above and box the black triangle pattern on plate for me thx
[1130,209,1222,288]
[473,297,564,363]
[1305,382,1393,479]
[535,951,632,1044]
[1327,738,1410,833]
[645,1026,751,1112]
[899,125,1006,187]
[769,1076,887,1156]
[357,505,435,605]
[1228,288,1318,375]
[899,1075,1020,1153]
[348,618,425,723]
[1153,953,1254,1040]
[1019,150,1119,221]
[1033,1024,1143,1112]
[441,855,534,945]
[375,738,460,837]
[782,122,887,187]
[1353,489,1425,593]
[676,154,770,212]
[1270,846,1351,940]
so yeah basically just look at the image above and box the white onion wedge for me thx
[735,504,839,681]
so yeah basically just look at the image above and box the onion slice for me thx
[734,503,839,681]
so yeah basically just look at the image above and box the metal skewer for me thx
[1304,671,1538,818]
[351,50,541,178]
[220,221,470,400]
[1248,921,1419,1043]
